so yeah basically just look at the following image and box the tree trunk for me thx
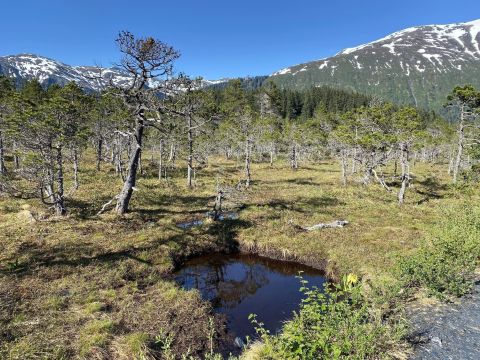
[54,147,66,216]
[372,168,391,192]
[341,151,348,187]
[116,116,144,215]
[139,152,144,176]
[73,148,79,190]
[96,137,103,171]
[158,139,164,180]
[110,141,115,165]
[13,141,20,169]
[213,190,223,220]
[187,115,194,188]
[245,138,252,188]
[290,143,298,170]
[350,148,357,174]
[114,137,125,181]
[269,145,275,167]
[0,131,6,175]
[453,108,465,184]
[351,127,358,174]
[398,144,409,205]
[168,142,176,164]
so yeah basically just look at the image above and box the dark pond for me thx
[174,253,326,343]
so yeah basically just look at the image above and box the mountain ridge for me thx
[270,19,480,111]
[0,53,229,92]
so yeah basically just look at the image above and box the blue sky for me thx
[2,0,480,79]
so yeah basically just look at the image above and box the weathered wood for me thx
[289,219,349,232]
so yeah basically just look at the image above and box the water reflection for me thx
[174,253,326,340]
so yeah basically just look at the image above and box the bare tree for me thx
[112,31,180,214]
[392,107,423,205]
[166,76,217,187]
[446,86,480,184]
[0,77,14,176]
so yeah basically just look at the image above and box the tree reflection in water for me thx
[175,253,326,340]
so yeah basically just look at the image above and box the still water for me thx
[174,253,326,342]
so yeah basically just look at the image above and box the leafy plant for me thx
[399,205,480,298]
[250,275,405,359]
[154,329,175,360]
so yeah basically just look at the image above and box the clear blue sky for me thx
[2,0,480,79]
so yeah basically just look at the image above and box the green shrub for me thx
[250,275,405,360]
[399,205,480,298]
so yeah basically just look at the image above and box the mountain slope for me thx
[0,54,228,92]
[0,54,137,91]
[270,19,480,111]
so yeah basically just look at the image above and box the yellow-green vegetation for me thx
[248,276,407,360]
[244,204,480,359]
[399,205,480,298]
[0,151,478,359]
[113,332,150,359]
[79,319,114,356]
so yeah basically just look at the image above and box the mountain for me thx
[206,76,269,91]
[0,54,229,92]
[270,19,480,111]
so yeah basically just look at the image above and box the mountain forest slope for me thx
[270,19,480,111]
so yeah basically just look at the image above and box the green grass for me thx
[79,319,114,356]
[248,277,407,360]
[0,151,478,359]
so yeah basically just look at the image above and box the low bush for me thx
[249,275,406,360]
[399,205,480,298]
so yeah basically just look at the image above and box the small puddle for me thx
[176,212,239,229]
[174,253,326,346]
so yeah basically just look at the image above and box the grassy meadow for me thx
[0,151,477,359]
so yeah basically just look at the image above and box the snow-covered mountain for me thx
[270,19,480,110]
[0,54,228,92]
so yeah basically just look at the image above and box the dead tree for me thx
[112,31,180,215]
[168,76,215,188]
[0,132,6,175]
[446,86,480,184]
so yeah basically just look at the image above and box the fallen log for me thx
[305,220,349,231]
[289,219,349,232]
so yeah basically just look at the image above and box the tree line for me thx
[1,32,479,216]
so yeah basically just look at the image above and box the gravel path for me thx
[409,282,480,360]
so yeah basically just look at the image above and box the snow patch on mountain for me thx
[271,68,292,76]
[0,54,227,92]
[271,18,480,78]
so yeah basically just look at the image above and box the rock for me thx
[410,283,480,359]
[234,336,245,348]
[430,336,442,347]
